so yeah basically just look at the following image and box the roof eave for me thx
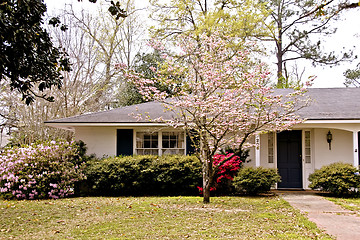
[45,122,170,131]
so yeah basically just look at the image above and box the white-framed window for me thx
[268,132,274,163]
[135,131,185,155]
[305,130,311,163]
[136,132,159,155]
[162,132,185,155]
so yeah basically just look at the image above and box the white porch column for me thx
[353,131,359,168]
[255,134,260,167]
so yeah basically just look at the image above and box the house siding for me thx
[75,127,117,157]
[313,128,353,169]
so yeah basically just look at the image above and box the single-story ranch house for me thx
[45,88,360,189]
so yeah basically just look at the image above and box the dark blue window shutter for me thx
[186,132,198,155]
[117,129,133,156]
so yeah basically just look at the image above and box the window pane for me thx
[151,139,158,148]
[304,131,311,163]
[268,133,274,163]
[136,132,159,155]
[144,140,150,148]
[162,132,182,149]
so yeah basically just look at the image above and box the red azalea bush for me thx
[213,153,242,183]
[0,140,86,200]
[197,152,244,195]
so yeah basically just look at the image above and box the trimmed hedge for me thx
[308,162,360,196]
[232,167,281,195]
[79,155,202,196]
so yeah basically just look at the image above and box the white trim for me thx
[255,134,260,167]
[353,131,359,168]
[301,129,314,189]
[159,130,163,156]
[45,122,170,130]
[304,120,360,124]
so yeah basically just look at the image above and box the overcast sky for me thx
[44,0,360,88]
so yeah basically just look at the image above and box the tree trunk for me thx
[202,157,211,203]
[276,9,284,88]
[200,135,212,204]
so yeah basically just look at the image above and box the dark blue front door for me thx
[117,129,133,156]
[277,130,302,188]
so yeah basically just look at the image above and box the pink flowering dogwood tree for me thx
[120,33,310,203]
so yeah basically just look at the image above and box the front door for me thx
[277,130,302,188]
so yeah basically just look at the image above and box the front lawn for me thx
[326,197,360,215]
[0,196,332,239]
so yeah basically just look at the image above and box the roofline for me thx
[45,119,360,129]
[45,122,169,128]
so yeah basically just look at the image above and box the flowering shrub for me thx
[213,153,242,183]
[197,152,243,195]
[0,141,86,200]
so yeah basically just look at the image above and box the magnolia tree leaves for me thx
[0,0,126,104]
[0,0,71,104]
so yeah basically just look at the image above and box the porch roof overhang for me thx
[295,119,360,132]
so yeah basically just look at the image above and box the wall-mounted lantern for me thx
[327,130,333,150]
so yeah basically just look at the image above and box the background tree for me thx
[0,0,71,104]
[261,0,355,87]
[344,63,360,87]
[149,0,269,48]
[121,32,309,203]
[0,1,145,145]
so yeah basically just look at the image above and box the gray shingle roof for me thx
[45,88,360,124]
[296,88,360,120]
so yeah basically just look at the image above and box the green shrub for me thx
[81,155,202,196]
[232,167,281,195]
[308,162,360,196]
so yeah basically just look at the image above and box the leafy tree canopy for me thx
[0,0,126,104]
[0,0,71,104]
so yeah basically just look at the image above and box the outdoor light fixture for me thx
[327,130,333,150]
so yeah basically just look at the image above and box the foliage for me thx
[0,1,144,145]
[213,153,243,184]
[261,0,354,87]
[81,155,202,196]
[0,140,86,200]
[120,32,309,203]
[308,162,360,196]
[232,167,281,195]
[116,51,166,106]
[150,0,268,45]
[196,152,245,195]
[344,63,360,87]
[0,0,71,104]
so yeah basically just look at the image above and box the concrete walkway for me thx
[279,191,360,240]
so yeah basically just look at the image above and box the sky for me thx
[44,0,360,88]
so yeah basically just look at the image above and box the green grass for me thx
[326,197,360,215]
[0,196,333,239]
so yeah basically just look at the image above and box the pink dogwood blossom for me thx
[119,32,310,203]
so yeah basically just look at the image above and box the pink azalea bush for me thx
[0,141,86,200]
